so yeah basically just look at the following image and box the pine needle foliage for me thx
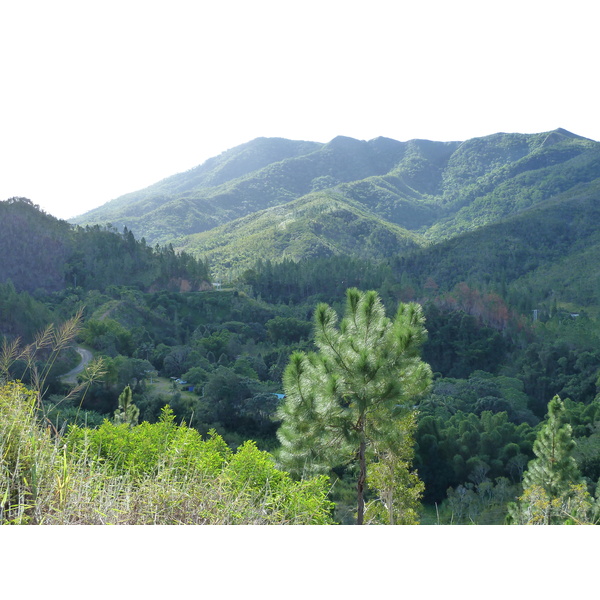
[523,395,582,498]
[508,395,597,524]
[277,288,432,524]
[113,385,140,427]
[364,410,425,524]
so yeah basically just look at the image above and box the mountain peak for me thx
[540,128,590,147]
[552,127,578,137]
[326,135,366,148]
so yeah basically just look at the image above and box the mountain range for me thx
[71,128,600,308]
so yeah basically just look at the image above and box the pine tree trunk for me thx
[357,434,366,525]
[387,489,395,525]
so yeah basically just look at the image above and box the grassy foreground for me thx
[0,381,334,525]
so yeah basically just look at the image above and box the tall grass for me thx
[0,381,335,524]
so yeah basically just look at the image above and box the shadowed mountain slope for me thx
[395,177,600,308]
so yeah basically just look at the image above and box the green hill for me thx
[174,191,423,278]
[396,177,600,310]
[0,197,72,293]
[0,197,211,295]
[71,135,415,245]
[425,130,600,240]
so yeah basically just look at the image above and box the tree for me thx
[364,410,425,524]
[202,366,253,430]
[523,395,581,497]
[276,288,432,524]
[508,395,593,524]
[113,385,140,427]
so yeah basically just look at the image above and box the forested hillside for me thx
[3,128,600,525]
[396,179,600,311]
[0,198,211,295]
[174,192,423,278]
[72,129,598,255]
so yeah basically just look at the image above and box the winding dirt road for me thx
[61,347,94,384]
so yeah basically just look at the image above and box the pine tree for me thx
[364,410,425,524]
[276,288,432,524]
[523,395,581,497]
[509,395,588,524]
[113,385,140,427]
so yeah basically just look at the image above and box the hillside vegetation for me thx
[72,129,598,251]
[0,198,211,296]
[175,192,423,278]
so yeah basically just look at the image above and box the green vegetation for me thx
[0,382,333,524]
[277,289,432,524]
[0,197,211,295]
[174,193,422,279]
[508,396,599,524]
[5,128,600,524]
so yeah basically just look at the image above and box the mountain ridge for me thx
[71,129,592,245]
[67,128,600,308]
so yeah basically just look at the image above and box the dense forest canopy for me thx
[0,197,211,295]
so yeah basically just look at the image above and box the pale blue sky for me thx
[1,0,597,219]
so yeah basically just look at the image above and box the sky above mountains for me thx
[1,0,597,220]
